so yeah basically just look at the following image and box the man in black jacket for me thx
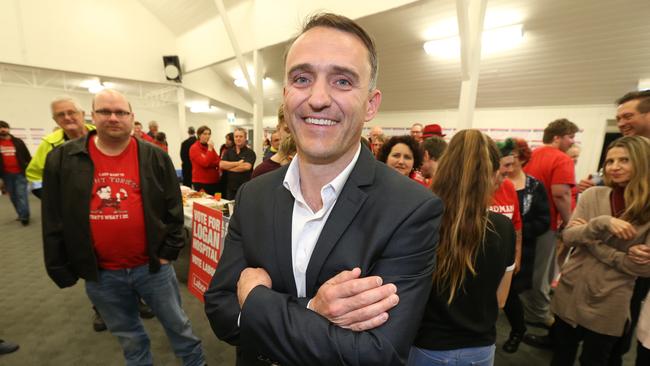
[180,126,196,187]
[0,120,31,225]
[42,90,205,366]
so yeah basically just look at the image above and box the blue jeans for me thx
[407,345,495,366]
[2,173,29,220]
[85,263,204,366]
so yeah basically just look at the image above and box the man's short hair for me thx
[134,121,143,127]
[422,136,447,161]
[234,127,247,136]
[188,126,195,135]
[542,118,579,144]
[287,13,378,90]
[617,90,650,113]
[148,121,158,128]
[51,95,84,114]
[411,123,423,129]
[0,120,10,129]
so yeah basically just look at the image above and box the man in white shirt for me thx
[204,13,442,366]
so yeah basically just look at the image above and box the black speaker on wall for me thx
[163,55,182,82]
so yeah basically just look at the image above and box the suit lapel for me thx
[304,147,375,296]
[273,183,298,296]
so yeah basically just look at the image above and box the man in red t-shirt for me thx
[132,121,153,142]
[42,90,205,365]
[0,120,31,225]
[521,118,578,328]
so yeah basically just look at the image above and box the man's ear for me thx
[364,89,382,122]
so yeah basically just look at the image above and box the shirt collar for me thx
[283,144,361,202]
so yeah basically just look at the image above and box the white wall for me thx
[368,105,616,180]
[1,0,177,83]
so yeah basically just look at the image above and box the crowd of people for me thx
[1,12,650,366]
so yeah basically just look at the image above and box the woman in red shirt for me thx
[189,125,220,194]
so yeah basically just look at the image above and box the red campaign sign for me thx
[188,202,223,303]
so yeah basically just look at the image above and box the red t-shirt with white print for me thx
[88,136,149,270]
[0,139,21,174]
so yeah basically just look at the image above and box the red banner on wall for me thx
[188,202,223,302]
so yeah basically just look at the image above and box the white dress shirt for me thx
[282,145,361,297]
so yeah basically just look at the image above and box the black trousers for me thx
[504,287,527,335]
[551,317,619,366]
[636,342,650,366]
[181,163,192,187]
[608,277,650,366]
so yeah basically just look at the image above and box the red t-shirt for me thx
[88,137,149,270]
[524,145,575,231]
[0,139,21,174]
[490,178,522,231]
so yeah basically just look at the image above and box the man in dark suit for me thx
[180,126,197,187]
[204,13,442,366]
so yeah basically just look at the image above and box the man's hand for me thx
[609,217,637,240]
[577,178,595,193]
[309,267,398,332]
[627,244,650,265]
[237,267,272,307]
[159,258,170,264]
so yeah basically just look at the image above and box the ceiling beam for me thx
[214,0,257,96]
[456,0,487,129]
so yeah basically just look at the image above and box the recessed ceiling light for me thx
[424,23,524,59]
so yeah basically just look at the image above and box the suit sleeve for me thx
[204,183,249,344]
[206,188,443,365]
[42,148,78,288]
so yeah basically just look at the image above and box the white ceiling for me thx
[203,0,650,114]
[137,0,239,36]
[4,0,649,118]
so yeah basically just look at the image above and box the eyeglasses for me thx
[53,110,80,119]
[94,109,132,118]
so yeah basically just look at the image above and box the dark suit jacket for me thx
[204,147,442,366]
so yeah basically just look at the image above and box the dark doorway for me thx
[597,132,623,170]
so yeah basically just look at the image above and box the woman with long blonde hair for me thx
[409,130,516,366]
[551,135,650,365]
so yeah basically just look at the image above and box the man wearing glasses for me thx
[42,89,205,366]
[26,96,95,198]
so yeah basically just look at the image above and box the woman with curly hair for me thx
[377,135,425,185]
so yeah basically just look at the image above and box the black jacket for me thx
[180,136,197,166]
[0,135,31,174]
[42,131,185,288]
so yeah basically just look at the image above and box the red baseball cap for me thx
[422,124,445,138]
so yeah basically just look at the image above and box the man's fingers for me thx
[332,292,399,325]
[325,267,362,286]
[344,312,390,332]
[329,276,386,298]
